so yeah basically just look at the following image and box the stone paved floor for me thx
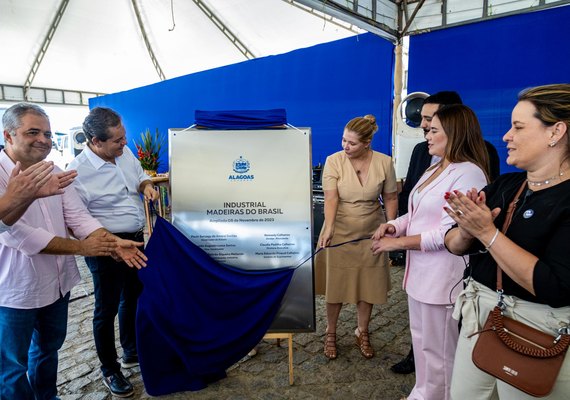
[57,258,415,399]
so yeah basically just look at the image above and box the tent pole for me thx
[392,42,404,161]
[23,0,70,100]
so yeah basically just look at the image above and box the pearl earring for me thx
[549,141,558,147]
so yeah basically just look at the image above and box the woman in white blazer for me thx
[372,104,490,400]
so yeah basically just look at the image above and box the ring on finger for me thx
[456,209,464,216]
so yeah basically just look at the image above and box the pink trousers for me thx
[407,296,459,400]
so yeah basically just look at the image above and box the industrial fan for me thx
[393,92,428,179]
[71,127,87,156]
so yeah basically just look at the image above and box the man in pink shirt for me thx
[0,103,147,400]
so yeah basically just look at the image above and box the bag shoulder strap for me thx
[496,179,528,292]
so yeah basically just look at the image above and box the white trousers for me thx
[450,279,570,400]
[408,296,458,400]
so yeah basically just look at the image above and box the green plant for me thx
[134,128,163,171]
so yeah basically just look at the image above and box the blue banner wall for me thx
[408,5,570,174]
[91,33,394,172]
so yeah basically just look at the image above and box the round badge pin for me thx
[523,209,534,219]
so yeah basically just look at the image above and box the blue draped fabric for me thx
[194,109,287,129]
[136,217,295,395]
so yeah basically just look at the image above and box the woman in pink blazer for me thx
[372,104,490,400]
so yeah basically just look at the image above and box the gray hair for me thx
[2,102,49,135]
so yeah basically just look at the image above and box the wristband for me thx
[484,228,500,251]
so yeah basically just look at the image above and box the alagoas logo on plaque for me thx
[229,156,254,181]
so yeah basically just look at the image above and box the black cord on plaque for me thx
[291,237,370,270]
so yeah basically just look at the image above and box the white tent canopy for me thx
[2,0,567,144]
[2,0,567,104]
[0,0,362,101]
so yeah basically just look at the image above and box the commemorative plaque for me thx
[169,128,315,332]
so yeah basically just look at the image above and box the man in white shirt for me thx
[67,107,158,398]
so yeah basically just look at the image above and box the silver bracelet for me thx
[484,228,500,250]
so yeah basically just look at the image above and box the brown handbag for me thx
[470,180,570,397]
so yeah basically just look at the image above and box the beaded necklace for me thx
[527,170,566,187]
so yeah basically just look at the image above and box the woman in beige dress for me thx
[315,114,398,360]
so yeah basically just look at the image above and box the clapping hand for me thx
[79,231,118,257]
[7,161,78,201]
[444,189,501,239]
[114,238,148,269]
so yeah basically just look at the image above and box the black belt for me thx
[113,228,144,241]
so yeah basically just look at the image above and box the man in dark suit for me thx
[391,91,500,374]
